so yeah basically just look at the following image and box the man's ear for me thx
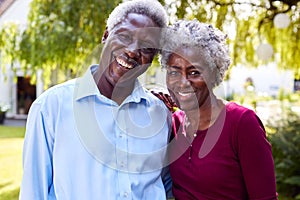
[102,27,109,43]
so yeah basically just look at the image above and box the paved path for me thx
[1,118,26,127]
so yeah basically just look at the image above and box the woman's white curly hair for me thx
[160,19,231,87]
[106,0,168,32]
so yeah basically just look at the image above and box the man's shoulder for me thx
[34,79,77,104]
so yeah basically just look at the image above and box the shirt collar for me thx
[127,80,149,104]
[74,64,100,101]
[74,64,150,104]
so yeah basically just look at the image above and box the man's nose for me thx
[126,41,141,58]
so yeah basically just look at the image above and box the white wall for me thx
[0,66,11,105]
[0,0,32,116]
[148,63,294,98]
[0,0,31,26]
[226,64,294,97]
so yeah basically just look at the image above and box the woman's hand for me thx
[150,89,178,113]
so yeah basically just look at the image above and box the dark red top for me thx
[169,102,277,200]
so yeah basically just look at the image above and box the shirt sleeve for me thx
[161,166,173,199]
[236,110,278,200]
[19,101,55,199]
[162,108,174,198]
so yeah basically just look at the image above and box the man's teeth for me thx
[116,57,133,69]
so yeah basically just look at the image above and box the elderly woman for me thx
[159,20,278,199]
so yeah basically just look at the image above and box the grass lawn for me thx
[0,125,25,200]
[0,125,295,200]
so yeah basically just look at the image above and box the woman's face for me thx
[166,47,214,111]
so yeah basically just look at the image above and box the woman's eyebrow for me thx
[168,65,181,70]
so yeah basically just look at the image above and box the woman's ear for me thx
[102,27,109,43]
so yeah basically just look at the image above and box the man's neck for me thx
[94,71,135,105]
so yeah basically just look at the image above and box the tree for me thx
[1,0,121,87]
[165,0,300,78]
[0,0,299,88]
[0,22,22,79]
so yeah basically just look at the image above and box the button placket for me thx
[115,108,128,170]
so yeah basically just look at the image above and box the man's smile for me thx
[115,55,138,70]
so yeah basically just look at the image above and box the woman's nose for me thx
[179,75,191,87]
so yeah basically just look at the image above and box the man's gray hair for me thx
[160,20,231,87]
[106,0,168,32]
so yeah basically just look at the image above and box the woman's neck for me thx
[185,96,225,132]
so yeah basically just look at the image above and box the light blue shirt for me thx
[20,65,172,200]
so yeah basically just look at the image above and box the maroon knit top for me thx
[169,102,278,200]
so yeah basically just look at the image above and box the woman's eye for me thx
[189,71,201,76]
[167,70,179,76]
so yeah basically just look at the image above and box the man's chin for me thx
[120,64,148,79]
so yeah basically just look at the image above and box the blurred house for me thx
[144,63,295,99]
[0,0,296,119]
[0,0,42,118]
[223,64,294,97]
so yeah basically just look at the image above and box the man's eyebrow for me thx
[114,27,130,33]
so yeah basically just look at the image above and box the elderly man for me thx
[19,0,172,199]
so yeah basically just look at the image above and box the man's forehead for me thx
[112,13,159,30]
[106,0,168,32]
[115,26,161,35]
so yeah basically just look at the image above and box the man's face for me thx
[101,13,160,87]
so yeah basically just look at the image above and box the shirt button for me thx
[119,134,123,138]
[123,192,128,197]
[121,161,125,167]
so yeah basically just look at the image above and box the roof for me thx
[0,0,16,15]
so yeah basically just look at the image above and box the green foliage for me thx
[267,110,300,199]
[0,0,121,88]
[165,0,300,77]
[1,0,300,88]
[233,91,300,199]
[0,23,22,75]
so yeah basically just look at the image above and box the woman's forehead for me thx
[169,47,208,64]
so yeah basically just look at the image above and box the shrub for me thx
[267,109,300,199]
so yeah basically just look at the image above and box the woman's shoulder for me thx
[226,101,255,115]
[224,101,259,125]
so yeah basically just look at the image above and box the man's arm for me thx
[161,165,173,199]
[19,102,55,199]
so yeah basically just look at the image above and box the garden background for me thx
[1,0,300,199]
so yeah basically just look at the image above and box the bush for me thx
[267,109,300,199]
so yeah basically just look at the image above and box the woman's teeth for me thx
[116,57,133,69]
[178,92,194,97]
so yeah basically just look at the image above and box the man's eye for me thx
[141,48,157,54]
[140,41,157,54]
[118,33,131,43]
